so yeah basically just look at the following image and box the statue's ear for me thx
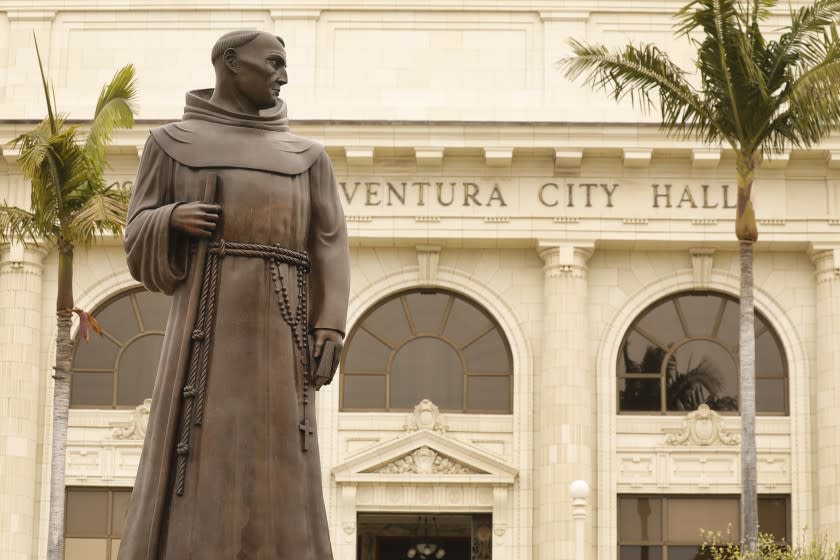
[223,48,238,73]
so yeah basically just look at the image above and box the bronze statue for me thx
[119,30,349,559]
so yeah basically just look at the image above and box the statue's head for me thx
[211,30,287,111]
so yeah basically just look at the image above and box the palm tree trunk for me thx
[736,153,758,553]
[739,240,757,553]
[48,244,73,560]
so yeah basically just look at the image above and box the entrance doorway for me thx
[357,513,492,560]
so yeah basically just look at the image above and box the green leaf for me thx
[0,203,40,245]
[558,40,723,146]
[85,64,138,172]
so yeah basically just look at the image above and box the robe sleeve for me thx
[124,135,189,295]
[307,149,350,335]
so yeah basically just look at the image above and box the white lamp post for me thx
[570,480,590,560]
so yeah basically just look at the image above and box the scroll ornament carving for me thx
[111,399,152,440]
[664,404,740,446]
[375,446,477,475]
[405,399,448,433]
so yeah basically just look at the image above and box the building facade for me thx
[0,1,839,559]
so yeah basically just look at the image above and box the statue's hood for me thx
[148,89,322,174]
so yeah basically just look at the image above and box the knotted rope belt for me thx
[175,240,312,496]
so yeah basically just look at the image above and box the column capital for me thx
[808,244,840,283]
[537,241,594,277]
[0,242,48,273]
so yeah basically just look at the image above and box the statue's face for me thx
[231,33,288,111]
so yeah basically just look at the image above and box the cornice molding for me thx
[0,0,817,16]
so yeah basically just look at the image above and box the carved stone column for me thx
[809,246,840,538]
[534,241,595,560]
[0,243,47,560]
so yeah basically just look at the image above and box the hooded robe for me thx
[118,90,349,560]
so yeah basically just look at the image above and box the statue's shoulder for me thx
[150,120,323,174]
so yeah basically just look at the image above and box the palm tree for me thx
[0,38,136,560]
[560,0,840,551]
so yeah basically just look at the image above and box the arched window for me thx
[341,289,513,413]
[71,287,170,409]
[617,291,788,414]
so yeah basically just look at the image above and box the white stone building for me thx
[0,1,839,559]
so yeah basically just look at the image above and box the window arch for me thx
[617,290,788,414]
[341,289,513,413]
[71,287,171,409]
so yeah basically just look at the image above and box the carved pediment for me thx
[110,399,151,440]
[333,427,517,484]
[367,446,483,475]
[663,404,740,446]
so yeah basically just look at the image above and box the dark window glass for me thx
[65,487,132,560]
[463,329,509,373]
[618,495,789,558]
[668,546,714,560]
[617,291,788,415]
[341,289,512,413]
[71,288,170,409]
[667,498,739,542]
[116,334,163,406]
[65,489,108,536]
[404,292,449,333]
[342,329,392,372]
[758,497,789,543]
[619,546,663,560]
[363,297,411,347]
[342,375,386,410]
[443,297,493,347]
[94,296,139,344]
[133,290,170,331]
[390,337,463,409]
[466,376,511,411]
[756,331,785,378]
[619,496,662,541]
[71,372,114,407]
[72,336,119,370]
[667,341,738,412]
[619,379,661,411]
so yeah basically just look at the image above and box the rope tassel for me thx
[174,240,311,496]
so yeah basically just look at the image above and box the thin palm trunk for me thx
[739,240,757,552]
[736,153,758,553]
[48,246,73,560]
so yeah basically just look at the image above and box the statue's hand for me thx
[311,328,344,390]
[170,202,221,238]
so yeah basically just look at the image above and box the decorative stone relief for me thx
[111,399,151,440]
[663,404,740,446]
[405,399,448,433]
[372,446,479,475]
[690,247,715,288]
[416,246,441,285]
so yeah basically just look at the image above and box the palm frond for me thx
[33,34,57,135]
[559,40,721,143]
[786,54,840,146]
[766,0,840,79]
[0,203,41,244]
[70,188,129,245]
[85,64,138,171]
[678,0,750,141]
